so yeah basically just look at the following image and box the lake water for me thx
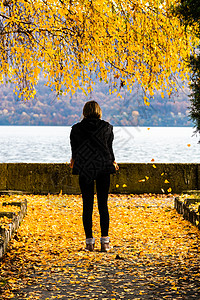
[0,126,199,163]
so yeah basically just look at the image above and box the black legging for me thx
[79,173,110,239]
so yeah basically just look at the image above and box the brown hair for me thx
[83,100,102,119]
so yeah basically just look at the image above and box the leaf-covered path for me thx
[1,194,200,299]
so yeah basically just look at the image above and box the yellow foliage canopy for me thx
[0,0,199,101]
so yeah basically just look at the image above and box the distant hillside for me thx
[0,77,194,127]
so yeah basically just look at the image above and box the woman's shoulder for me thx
[71,121,81,129]
[71,122,82,136]
[100,119,113,131]
[100,119,113,127]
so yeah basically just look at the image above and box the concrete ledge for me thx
[174,196,200,230]
[0,163,199,194]
[0,199,27,258]
[111,163,199,194]
[0,164,7,190]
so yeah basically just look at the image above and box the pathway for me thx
[1,194,200,299]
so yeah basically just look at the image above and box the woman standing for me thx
[70,100,118,252]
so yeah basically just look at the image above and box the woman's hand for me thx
[113,161,119,171]
[70,158,74,168]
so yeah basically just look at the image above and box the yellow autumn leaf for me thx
[8,293,15,298]
[8,279,17,283]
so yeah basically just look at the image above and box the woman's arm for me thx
[107,125,115,162]
[70,126,79,160]
[107,125,119,170]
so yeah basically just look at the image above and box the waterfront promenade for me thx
[1,193,200,299]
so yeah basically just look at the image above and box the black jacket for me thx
[70,118,115,181]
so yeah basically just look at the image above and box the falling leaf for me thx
[116,184,119,188]
[167,188,172,193]
[123,184,127,188]
[138,179,145,182]
[164,179,170,184]
[151,158,155,162]
[145,176,149,180]
[187,144,191,147]
[153,164,156,168]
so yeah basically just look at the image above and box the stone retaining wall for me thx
[174,195,200,230]
[0,163,199,194]
[0,199,27,258]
